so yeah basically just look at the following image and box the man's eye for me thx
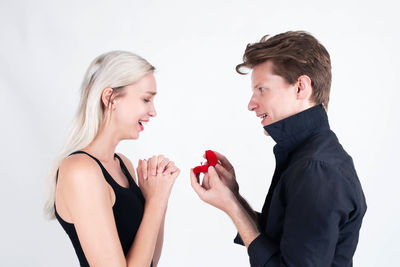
[259,87,265,92]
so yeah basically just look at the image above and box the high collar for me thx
[264,104,330,154]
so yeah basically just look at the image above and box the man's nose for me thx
[248,95,257,111]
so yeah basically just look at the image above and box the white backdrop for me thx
[1,0,399,266]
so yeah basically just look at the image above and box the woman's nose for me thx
[149,104,157,117]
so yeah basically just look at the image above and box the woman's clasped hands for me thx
[136,155,180,208]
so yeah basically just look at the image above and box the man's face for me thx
[248,60,302,136]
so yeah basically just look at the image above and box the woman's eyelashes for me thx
[143,93,155,103]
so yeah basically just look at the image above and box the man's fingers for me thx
[190,169,207,197]
[215,164,232,179]
[202,173,210,189]
[213,151,233,170]
[208,166,222,186]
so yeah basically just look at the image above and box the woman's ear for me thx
[101,87,115,109]
[296,75,313,101]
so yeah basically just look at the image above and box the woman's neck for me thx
[83,128,120,163]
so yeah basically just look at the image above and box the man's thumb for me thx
[208,166,221,184]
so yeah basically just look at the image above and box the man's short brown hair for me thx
[236,31,332,108]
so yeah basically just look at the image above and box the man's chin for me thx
[263,129,270,136]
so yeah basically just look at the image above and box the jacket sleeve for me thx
[245,160,357,267]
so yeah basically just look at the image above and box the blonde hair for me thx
[44,51,155,219]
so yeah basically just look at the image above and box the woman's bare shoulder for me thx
[56,153,113,224]
[58,153,106,190]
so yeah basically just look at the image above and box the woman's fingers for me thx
[163,161,177,175]
[142,159,148,179]
[157,156,169,174]
[137,160,144,186]
[145,154,175,175]
[171,168,181,180]
[148,155,158,176]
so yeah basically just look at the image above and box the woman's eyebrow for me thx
[146,91,157,95]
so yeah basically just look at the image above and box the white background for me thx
[1,0,399,266]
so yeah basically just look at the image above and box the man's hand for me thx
[202,151,258,226]
[203,151,239,195]
[190,166,237,214]
[190,166,260,248]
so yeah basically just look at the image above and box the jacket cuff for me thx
[247,233,279,267]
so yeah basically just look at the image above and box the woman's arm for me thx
[118,153,176,267]
[59,155,172,267]
[127,156,179,267]
[58,156,128,267]
[126,199,166,267]
[117,153,165,266]
[152,208,166,266]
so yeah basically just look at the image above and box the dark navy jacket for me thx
[234,104,367,267]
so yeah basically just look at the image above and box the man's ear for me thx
[296,75,313,101]
[101,87,115,109]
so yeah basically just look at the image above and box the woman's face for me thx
[114,72,157,140]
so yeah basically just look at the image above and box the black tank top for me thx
[55,150,151,267]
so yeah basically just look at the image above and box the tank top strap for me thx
[66,150,118,187]
[57,150,134,192]
[114,153,138,189]
[56,151,94,181]
[69,150,104,166]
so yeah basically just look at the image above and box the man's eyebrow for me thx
[253,83,261,90]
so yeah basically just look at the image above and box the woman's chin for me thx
[131,132,140,140]
[130,125,142,139]
[123,130,140,140]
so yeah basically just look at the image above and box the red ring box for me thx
[193,150,218,173]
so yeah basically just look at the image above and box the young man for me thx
[190,31,367,266]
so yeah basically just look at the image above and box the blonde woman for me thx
[45,51,180,267]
